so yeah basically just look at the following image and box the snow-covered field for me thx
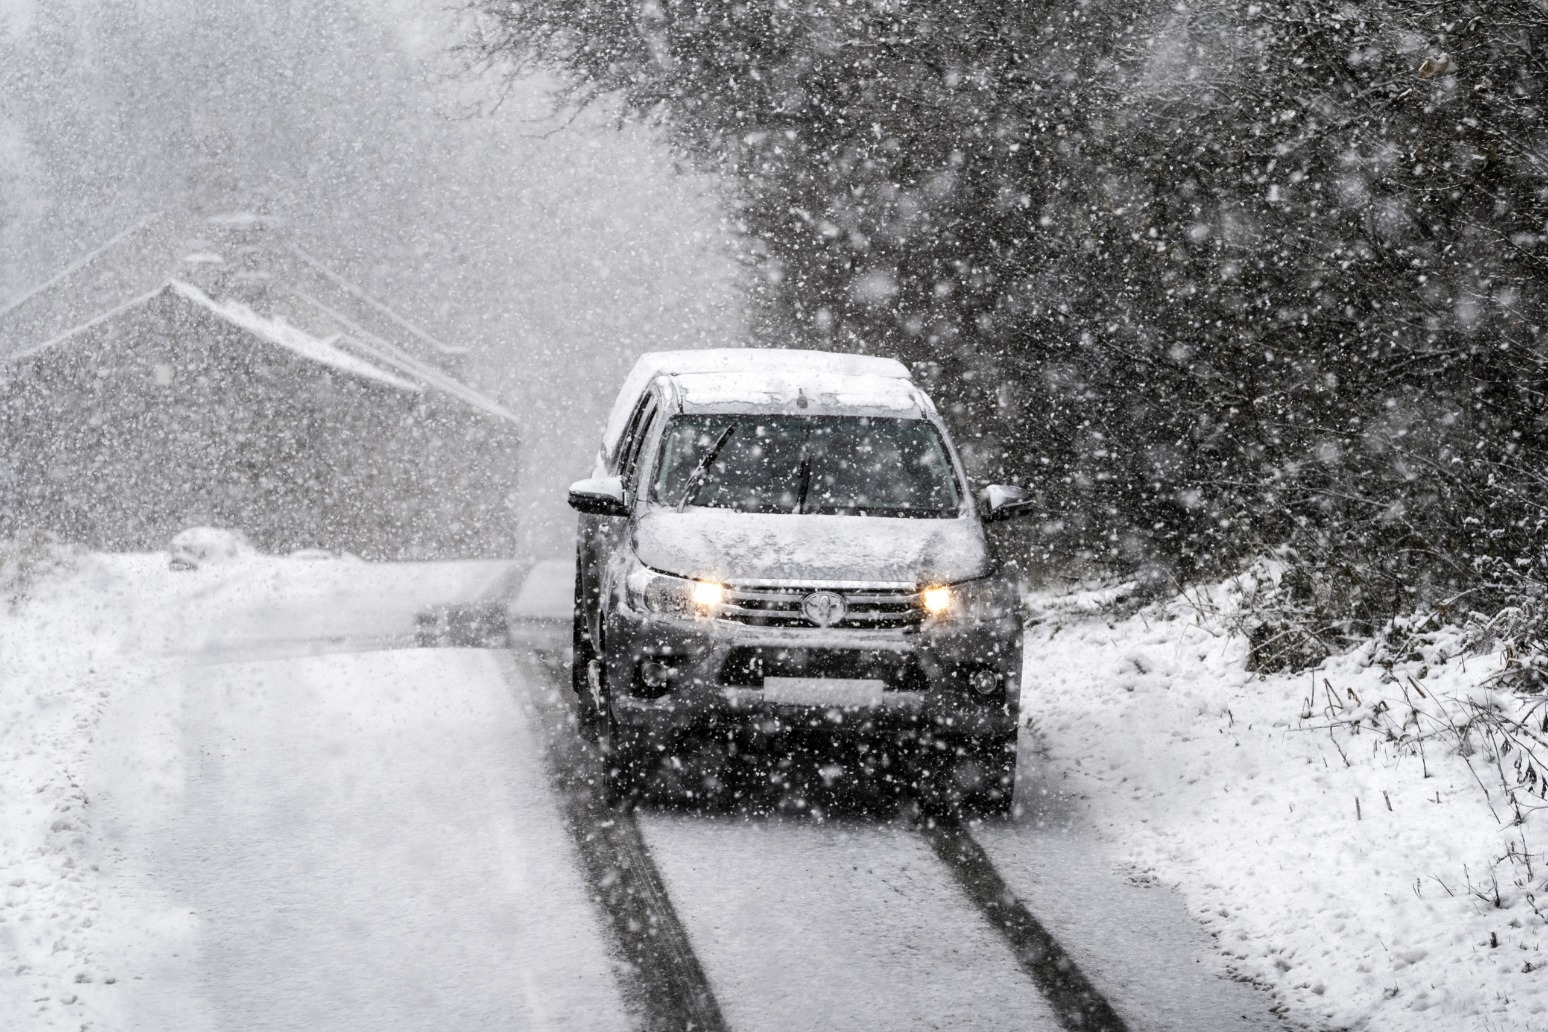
[1,552,155,1032]
[1022,577,1547,1031]
[0,551,625,1032]
[3,548,1542,1031]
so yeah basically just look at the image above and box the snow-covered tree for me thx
[470,0,1546,643]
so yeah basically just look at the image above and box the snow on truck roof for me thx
[601,348,923,458]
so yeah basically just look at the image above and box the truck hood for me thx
[633,507,988,585]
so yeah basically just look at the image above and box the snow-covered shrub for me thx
[1464,598,1548,695]
[1367,598,1545,694]
[1231,551,1370,673]
[1234,512,1548,685]
[166,526,256,571]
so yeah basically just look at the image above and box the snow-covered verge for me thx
[0,546,521,1031]
[0,546,164,1031]
[1024,575,1548,1032]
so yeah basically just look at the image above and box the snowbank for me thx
[0,551,175,1030]
[1024,577,1547,1031]
[0,551,520,1030]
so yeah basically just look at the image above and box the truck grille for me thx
[718,584,923,630]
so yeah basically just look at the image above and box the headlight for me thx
[626,565,724,617]
[690,580,725,608]
[921,584,954,615]
[920,578,1016,623]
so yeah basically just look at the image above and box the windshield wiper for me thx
[676,424,737,511]
[795,443,812,514]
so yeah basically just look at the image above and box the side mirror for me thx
[568,476,629,517]
[978,484,1038,524]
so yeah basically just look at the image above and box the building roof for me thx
[602,348,919,459]
[0,212,516,423]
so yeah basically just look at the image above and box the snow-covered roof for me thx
[282,286,517,422]
[602,348,917,459]
[0,212,519,425]
[9,280,423,392]
[167,281,424,392]
[4,279,531,424]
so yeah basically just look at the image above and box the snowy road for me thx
[75,559,1285,1032]
[639,813,1062,1031]
[155,652,625,1031]
[91,643,629,1030]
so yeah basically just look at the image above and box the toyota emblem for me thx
[801,590,848,627]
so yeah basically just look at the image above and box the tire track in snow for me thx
[509,654,729,1032]
[511,645,1125,1032]
[920,815,1130,1032]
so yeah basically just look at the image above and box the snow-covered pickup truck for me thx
[567,349,1036,810]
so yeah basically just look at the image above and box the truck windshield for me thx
[651,414,962,518]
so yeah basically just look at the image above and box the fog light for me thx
[969,669,1000,696]
[640,660,679,689]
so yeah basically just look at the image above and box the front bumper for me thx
[602,604,1021,742]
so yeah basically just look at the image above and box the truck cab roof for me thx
[601,348,927,463]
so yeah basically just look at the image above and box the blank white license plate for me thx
[762,677,888,707]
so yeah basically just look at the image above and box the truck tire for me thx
[921,734,1017,817]
[599,702,646,808]
[965,733,1018,816]
[571,564,602,741]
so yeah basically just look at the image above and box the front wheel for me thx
[964,734,1018,816]
[571,565,603,741]
[598,702,647,808]
[570,647,604,743]
[921,734,1018,817]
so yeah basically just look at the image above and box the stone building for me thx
[0,213,520,558]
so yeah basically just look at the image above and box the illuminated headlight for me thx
[626,565,724,617]
[920,578,1016,622]
[690,580,725,608]
[921,584,954,615]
